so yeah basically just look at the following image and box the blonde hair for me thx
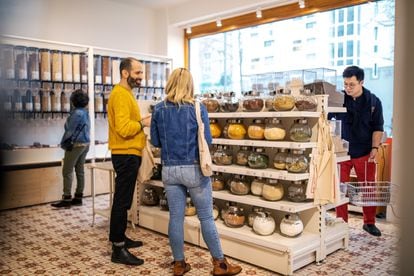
[165,68,195,105]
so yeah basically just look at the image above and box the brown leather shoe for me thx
[173,260,191,276]
[212,257,242,276]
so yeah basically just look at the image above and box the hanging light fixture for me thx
[186,26,192,34]
[256,8,262,18]
[298,0,305,9]
[216,19,222,27]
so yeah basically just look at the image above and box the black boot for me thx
[111,244,144,266]
[71,193,83,206]
[51,195,72,208]
[125,237,143,248]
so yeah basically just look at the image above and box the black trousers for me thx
[109,154,141,243]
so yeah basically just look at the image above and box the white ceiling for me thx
[111,0,190,9]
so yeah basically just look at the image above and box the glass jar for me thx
[31,81,41,112]
[27,47,40,81]
[287,180,307,202]
[248,147,269,169]
[235,146,251,166]
[102,56,112,85]
[13,89,23,112]
[51,50,62,82]
[219,92,239,112]
[41,82,52,112]
[280,213,304,238]
[247,206,264,227]
[80,53,88,83]
[142,187,159,206]
[213,203,220,220]
[209,119,222,138]
[51,83,62,112]
[289,119,312,142]
[264,118,286,141]
[286,149,309,173]
[220,201,237,220]
[242,91,264,112]
[273,88,295,111]
[229,174,250,195]
[273,148,288,170]
[295,88,318,111]
[185,198,196,216]
[264,90,276,111]
[159,190,169,211]
[145,61,153,87]
[247,119,265,140]
[14,46,28,80]
[251,177,266,196]
[262,179,284,201]
[253,211,276,236]
[224,119,246,140]
[94,55,102,84]
[39,48,51,81]
[94,85,104,112]
[72,53,81,83]
[201,93,220,113]
[212,145,233,166]
[62,51,73,82]
[1,44,15,79]
[25,89,33,112]
[211,172,225,191]
[224,206,245,228]
[112,57,121,84]
[61,91,70,112]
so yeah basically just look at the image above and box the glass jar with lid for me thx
[289,119,312,142]
[295,88,318,111]
[185,198,197,216]
[102,56,112,85]
[247,119,265,140]
[250,177,266,196]
[209,119,222,138]
[14,46,28,80]
[62,51,73,83]
[25,89,33,112]
[273,148,288,170]
[220,201,237,220]
[111,57,121,84]
[142,187,159,206]
[80,53,88,83]
[242,91,264,112]
[286,149,309,173]
[235,146,251,166]
[94,55,102,84]
[280,213,304,238]
[287,180,308,202]
[224,205,245,228]
[262,179,284,201]
[31,81,41,112]
[41,82,52,112]
[264,90,276,111]
[212,145,233,166]
[1,44,15,79]
[264,118,286,141]
[201,93,220,113]
[94,85,104,113]
[253,211,276,236]
[13,89,23,112]
[219,91,239,112]
[27,47,40,81]
[248,147,269,169]
[159,190,169,211]
[211,172,225,191]
[51,50,63,82]
[224,119,246,140]
[273,88,295,111]
[72,53,80,83]
[51,83,62,112]
[39,48,51,81]
[247,206,264,227]
[229,174,250,195]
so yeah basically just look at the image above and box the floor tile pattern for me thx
[0,197,399,275]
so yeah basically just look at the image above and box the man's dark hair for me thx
[119,57,139,76]
[70,89,89,108]
[343,66,365,81]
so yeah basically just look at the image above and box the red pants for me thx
[336,154,377,224]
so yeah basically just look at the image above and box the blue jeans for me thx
[162,165,224,261]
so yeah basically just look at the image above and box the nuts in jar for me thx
[236,146,251,166]
[273,88,295,111]
[224,206,245,228]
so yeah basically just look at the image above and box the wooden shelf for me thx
[208,111,321,119]
[212,138,317,149]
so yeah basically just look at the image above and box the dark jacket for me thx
[150,101,212,166]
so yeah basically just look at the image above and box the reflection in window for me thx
[347,23,354,35]
[338,25,344,36]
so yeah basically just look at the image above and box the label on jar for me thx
[65,73,73,82]
[31,71,40,80]
[25,103,33,111]
[54,72,62,81]
[73,74,80,83]
[42,71,51,81]
[95,76,102,83]
[105,76,112,85]
[81,75,87,82]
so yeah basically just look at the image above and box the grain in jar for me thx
[27,47,40,80]
[72,53,80,83]
[224,119,246,139]
[201,93,219,113]
[51,50,62,82]
[40,49,51,81]
[250,177,266,196]
[14,46,28,80]
[209,119,222,138]
[51,83,63,112]
[264,118,286,140]
[286,149,309,173]
[80,53,88,83]
[41,82,52,112]
[295,88,317,111]
[229,175,250,195]
[247,206,264,227]
[102,56,112,85]
[273,88,295,111]
[289,119,312,142]
[211,172,225,191]
[247,119,265,140]
[1,44,15,79]
[252,211,276,236]
[61,91,70,112]
[60,51,72,82]
[262,179,284,201]
[94,55,102,84]
[25,89,33,112]
[31,81,41,112]
[235,146,251,166]
[224,206,245,228]
[212,145,233,166]
[242,91,264,112]
[111,57,121,84]
[273,148,288,170]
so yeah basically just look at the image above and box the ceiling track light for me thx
[256,8,262,18]
[298,0,305,9]
[216,19,222,27]
[186,27,192,34]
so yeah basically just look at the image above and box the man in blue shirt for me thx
[331,66,384,236]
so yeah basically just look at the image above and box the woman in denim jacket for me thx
[150,68,241,276]
[51,89,90,208]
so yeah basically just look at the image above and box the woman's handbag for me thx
[195,102,213,176]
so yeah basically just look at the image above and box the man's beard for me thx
[127,76,141,88]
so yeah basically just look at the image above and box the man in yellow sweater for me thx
[107,57,151,266]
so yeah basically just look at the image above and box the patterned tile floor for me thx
[0,196,399,275]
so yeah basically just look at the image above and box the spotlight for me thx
[298,0,305,9]
[256,8,262,18]
[186,27,192,34]
[216,19,222,27]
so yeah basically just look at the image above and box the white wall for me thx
[0,0,167,56]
